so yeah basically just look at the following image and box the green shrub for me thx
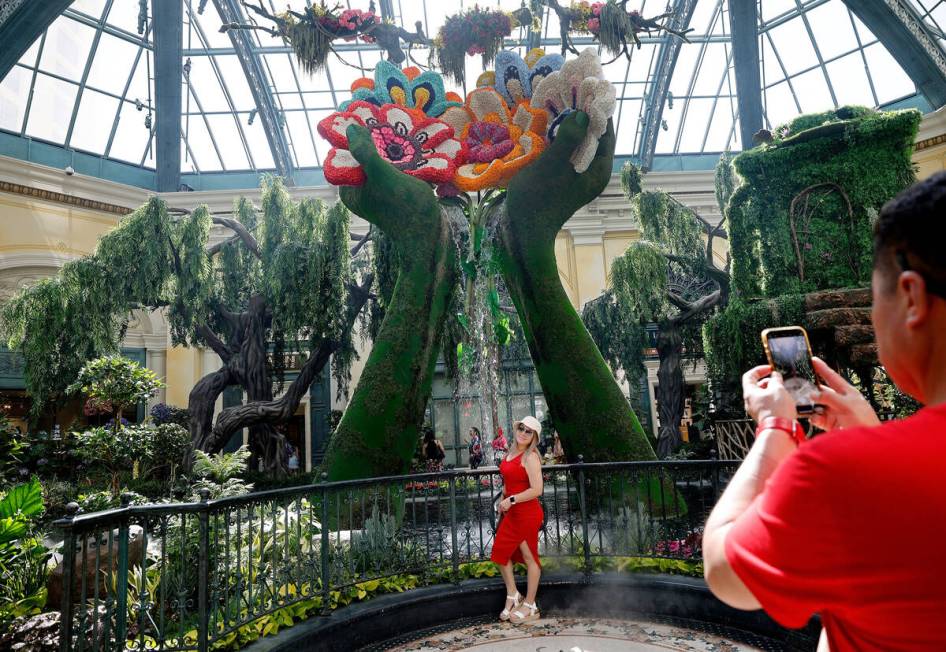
[0,478,49,630]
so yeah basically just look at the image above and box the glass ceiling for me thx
[0,0,927,180]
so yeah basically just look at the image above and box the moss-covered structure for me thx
[320,126,459,480]
[497,112,656,462]
[704,107,921,414]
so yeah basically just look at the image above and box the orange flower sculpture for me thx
[440,87,547,192]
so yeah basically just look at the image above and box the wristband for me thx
[755,416,804,446]
[509,495,516,504]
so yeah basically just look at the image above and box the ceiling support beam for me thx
[729,0,764,150]
[153,0,183,192]
[0,0,72,80]
[841,0,946,109]
[214,0,295,181]
[638,0,700,170]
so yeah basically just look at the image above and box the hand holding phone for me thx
[761,326,824,416]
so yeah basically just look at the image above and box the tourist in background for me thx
[287,446,300,474]
[468,427,484,469]
[423,426,446,472]
[491,416,544,624]
[703,171,946,650]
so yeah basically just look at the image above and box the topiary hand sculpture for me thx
[496,111,656,462]
[320,124,458,480]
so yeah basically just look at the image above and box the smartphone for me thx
[761,326,824,415]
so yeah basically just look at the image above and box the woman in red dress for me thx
[491,415,544,623]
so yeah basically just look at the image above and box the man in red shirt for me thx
[703,171,946,651]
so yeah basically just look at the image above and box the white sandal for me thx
[499,592,522,621]
[509,600,540,624]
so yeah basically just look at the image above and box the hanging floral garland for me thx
[433,6,536,85]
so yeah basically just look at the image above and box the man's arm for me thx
[703,365,798,609]
[703,429,796,608]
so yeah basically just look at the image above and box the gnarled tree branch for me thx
[213,216,262,259]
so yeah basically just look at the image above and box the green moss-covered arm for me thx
[320,125,458,480]
[496,112,656,462]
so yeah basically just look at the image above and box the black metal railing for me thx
[54,458,739,651]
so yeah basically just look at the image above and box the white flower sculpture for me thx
[530,48,616,173]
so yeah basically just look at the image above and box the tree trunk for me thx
[655,323,685,459]
[238,295,284,474]
[495,117,655,463]
[187,366,233,464]
[320,127,459,481]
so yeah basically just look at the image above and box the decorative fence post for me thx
[58,503,79,652]
[320,473,331,615]
[576,455,591,579]
[448,469,459,583]
[197,488,211,652]
[113,494,133,649]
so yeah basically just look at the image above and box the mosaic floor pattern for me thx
[377,616,767,652]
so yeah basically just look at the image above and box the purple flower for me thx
[465,121,514,163]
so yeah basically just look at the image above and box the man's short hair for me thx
[874,171,946,296]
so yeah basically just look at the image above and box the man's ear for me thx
[901,271,932,329]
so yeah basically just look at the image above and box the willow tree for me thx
[583,157,733,458]
[1,177,371,472]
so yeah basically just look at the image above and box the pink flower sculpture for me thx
[317,101,465,186]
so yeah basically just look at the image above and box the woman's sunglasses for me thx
[516,424,537,436]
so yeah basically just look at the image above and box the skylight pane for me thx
[768,18,818,77]
[692,44,730,96]
[764,80,799,128]
[655,100,685,154]
[70,90,119,153]
[703,98,737,151]
[864,44,916,104]
[125,55,154,114]
[676,98,715,152]
[826,53,875,107]
[109,99,153,163]
[0,66,32,133]
[19,40,41,68]
[762,0,798,23]
[188,58,229,112]
[689,0,722,36]
[805,2,858,61]
[241,113,276,170]
[87,36,139,95]
[106,0,148,34]
[39,18,96,82]
[183,115,222,171]
[284,110,318,167]
[215,55,256,112]
[206,114,251,169]
[614,98,642,155]
[669,44,702,97]
[71,0,107,18]
[792,68,834,113]
[25,74,78,142]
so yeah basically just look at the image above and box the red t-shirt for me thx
[725,403,946,651]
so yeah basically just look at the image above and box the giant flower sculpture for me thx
[341,60,463,117]
[440,87,547,191]
[530,48,616,173]
[477,48,565,106]
[317,102,465,186]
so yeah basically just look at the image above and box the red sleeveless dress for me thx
[490,451,543,567]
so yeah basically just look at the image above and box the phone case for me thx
[760,326,823,415]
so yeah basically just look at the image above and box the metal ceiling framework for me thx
[0,0,72,80]
[0,0,941,189]
[841,0,946,107]
[637,0,701,169]
[212,0,294,181]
